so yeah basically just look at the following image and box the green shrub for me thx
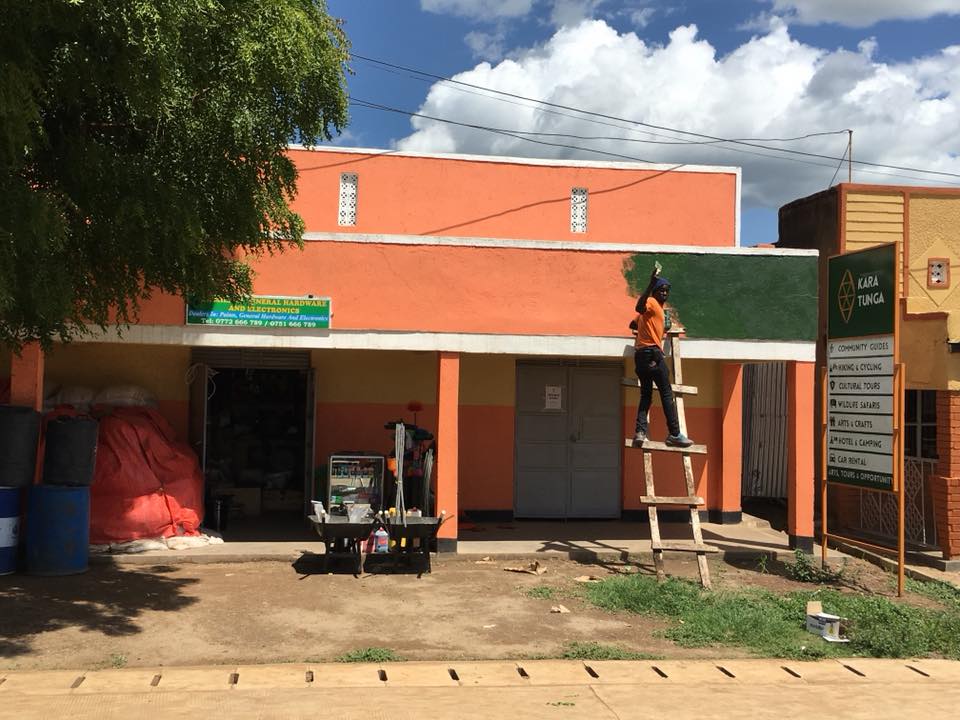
[335,647,402,663]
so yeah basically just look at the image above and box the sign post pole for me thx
[896,364,905,597]
[821,366,829,570]
[824,243,903,594]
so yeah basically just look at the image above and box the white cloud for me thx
[420,0,535,20]
[769,0,960,27]
[465,29,509,61]
[396,19,960,215]
[550,0,607,27]
[422,0,614,28]
[628,6,656,27]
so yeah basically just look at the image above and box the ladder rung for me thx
[666,328,686,336]
[620,378,698,395]
[641,495,704,506]
[624,439,708,455]
[652,541,719,554]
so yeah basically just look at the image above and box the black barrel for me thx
[41,416,99,487]
[0,405,41,488]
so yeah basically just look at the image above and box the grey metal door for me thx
[569,366,622,517]
[514,362,621,519]
[515,364,569,518]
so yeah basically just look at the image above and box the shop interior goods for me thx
[327,454,385,517]
[203,367,307,523]
[382,418,435,517]
[623,328,717,589]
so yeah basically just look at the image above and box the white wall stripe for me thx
[301,231,817,256]
[77,325,815,362]
[288,143,741,177]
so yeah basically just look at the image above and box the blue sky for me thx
[327,1,960,245]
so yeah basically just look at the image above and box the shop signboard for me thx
[826,244,897,491]
[186,296,331,329]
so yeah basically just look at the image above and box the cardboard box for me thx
[227,487,262,517]
[805,601,849,643]
[262,489,304,513]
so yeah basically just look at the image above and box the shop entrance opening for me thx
[189,350,315,541]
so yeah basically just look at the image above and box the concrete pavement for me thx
[1,659,957,719]
[92,516,960,587]
[94,517,841,565]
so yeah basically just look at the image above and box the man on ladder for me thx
[626,262,715,588]
[630,265,694,448]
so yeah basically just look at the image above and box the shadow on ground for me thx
[0,562,199,659]
[292,551,433,578]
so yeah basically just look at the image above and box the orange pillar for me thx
[436,351,460,550]
[10,342,44,410]
[717,363,743,523]
[787,361,815,551]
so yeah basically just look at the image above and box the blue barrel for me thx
[0,487,21,575]
[25,485,89,576]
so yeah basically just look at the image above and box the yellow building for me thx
[779,183,960,566]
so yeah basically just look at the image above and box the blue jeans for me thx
[634,346,681,437]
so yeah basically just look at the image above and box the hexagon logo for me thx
[837,269,855,323]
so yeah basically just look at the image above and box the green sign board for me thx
[186,296,331,329]
[827,243,896,339]
[826,244,897,491]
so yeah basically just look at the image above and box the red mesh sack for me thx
[89,406,203,544]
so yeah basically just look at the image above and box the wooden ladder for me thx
[623,328,717,589]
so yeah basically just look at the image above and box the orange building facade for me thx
[7,148,819,551]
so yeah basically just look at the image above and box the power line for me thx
[350,52,960,181]
[351,59,722,147]
[351,99,654,163]
[351,53,858,160]
[351,97,845,170]
[352,55,847,148]
[827,142,848,189]
[350,98,960,187]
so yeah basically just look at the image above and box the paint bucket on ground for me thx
[0,487,21,575]
[0,405,41,487]
[25,485,89,576]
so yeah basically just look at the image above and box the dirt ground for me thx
[0,552,932,671]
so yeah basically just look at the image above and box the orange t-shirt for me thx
[634,297,665,350]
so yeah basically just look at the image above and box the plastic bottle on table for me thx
[374,527,389,553]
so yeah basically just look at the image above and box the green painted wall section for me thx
[623,253,818,341]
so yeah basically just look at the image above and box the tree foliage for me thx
[0,0,349,349]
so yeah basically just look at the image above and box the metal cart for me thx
[308,514,375,575]
[382,514,446,573]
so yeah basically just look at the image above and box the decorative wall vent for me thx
[570,187,588,233]
[338,173,358,226]
[928,258,950,289]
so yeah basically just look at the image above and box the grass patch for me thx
[525,586,558,600]
[559,641,661,661]
[905,577,960,609]
[585,573,960,660]
[335,647,403,663]
[110,654,127,669]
